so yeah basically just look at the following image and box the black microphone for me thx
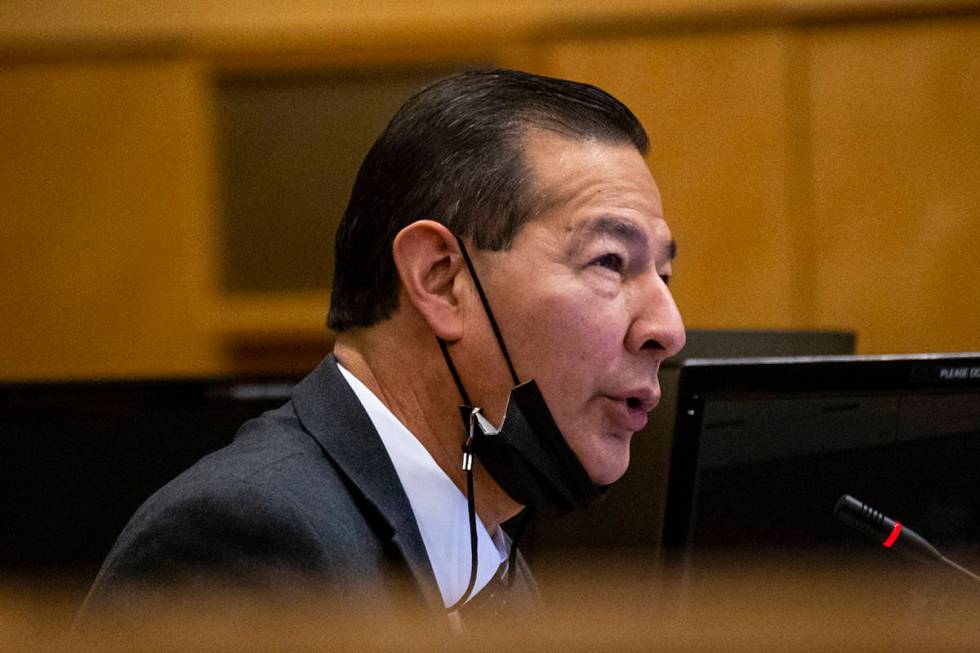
[834,494,980,583]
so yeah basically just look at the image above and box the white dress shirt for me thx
[337,363,508,608]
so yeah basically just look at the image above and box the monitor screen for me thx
[521,329,855,595]
[662,354,980,582]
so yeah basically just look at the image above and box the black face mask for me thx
[437,237,604,518]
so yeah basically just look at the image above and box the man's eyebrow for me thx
[575,216,649,249]
[573,216,676,264]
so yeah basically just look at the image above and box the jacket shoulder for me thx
[82,402,394,613]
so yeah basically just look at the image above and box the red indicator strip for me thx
[882,522,902,548]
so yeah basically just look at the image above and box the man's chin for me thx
[584,443,631,487]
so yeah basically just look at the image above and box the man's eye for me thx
[592,253,625,273]
[660,274,672,287]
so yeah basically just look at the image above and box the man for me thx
[81,69,685,624]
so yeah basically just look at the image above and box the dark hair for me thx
[327,68,649,331]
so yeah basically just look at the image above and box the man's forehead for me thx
[521,128,660,199]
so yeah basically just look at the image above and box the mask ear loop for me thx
[453,236,521,387]
[446,407,480,612]
[454,236,535,587]
[437,335,478,611]
[439,236,529,613]
[437,338,471,407]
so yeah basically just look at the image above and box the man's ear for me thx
[392,220,466,342]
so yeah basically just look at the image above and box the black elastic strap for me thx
[437,337,472,407]
[447,463,478,612]
[441,235,527,613]
[454,236,521,386]
[437,332,478,613]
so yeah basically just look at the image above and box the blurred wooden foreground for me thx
[4,559,978,652]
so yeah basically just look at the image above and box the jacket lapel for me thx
[290,354,442,611]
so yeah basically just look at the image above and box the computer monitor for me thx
[0,376,297,594]
[522,329,856,568]
[661,353,980,579]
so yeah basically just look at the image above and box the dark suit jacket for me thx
[80,355,537,622]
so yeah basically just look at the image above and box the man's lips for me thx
[604,393,657,432]
[609,387,660,412]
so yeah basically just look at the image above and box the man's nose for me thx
[626,276,686,359]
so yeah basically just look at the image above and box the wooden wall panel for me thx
[535,30,810,331]
[809,19,980,354]
[0,60,221,379]
[3,6,979,380]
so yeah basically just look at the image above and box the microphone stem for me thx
[940,555,980,584]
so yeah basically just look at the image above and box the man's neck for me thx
[332,322,522,534]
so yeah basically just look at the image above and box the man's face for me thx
[469,129,685,486]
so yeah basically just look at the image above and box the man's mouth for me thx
[605,395,653,432]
